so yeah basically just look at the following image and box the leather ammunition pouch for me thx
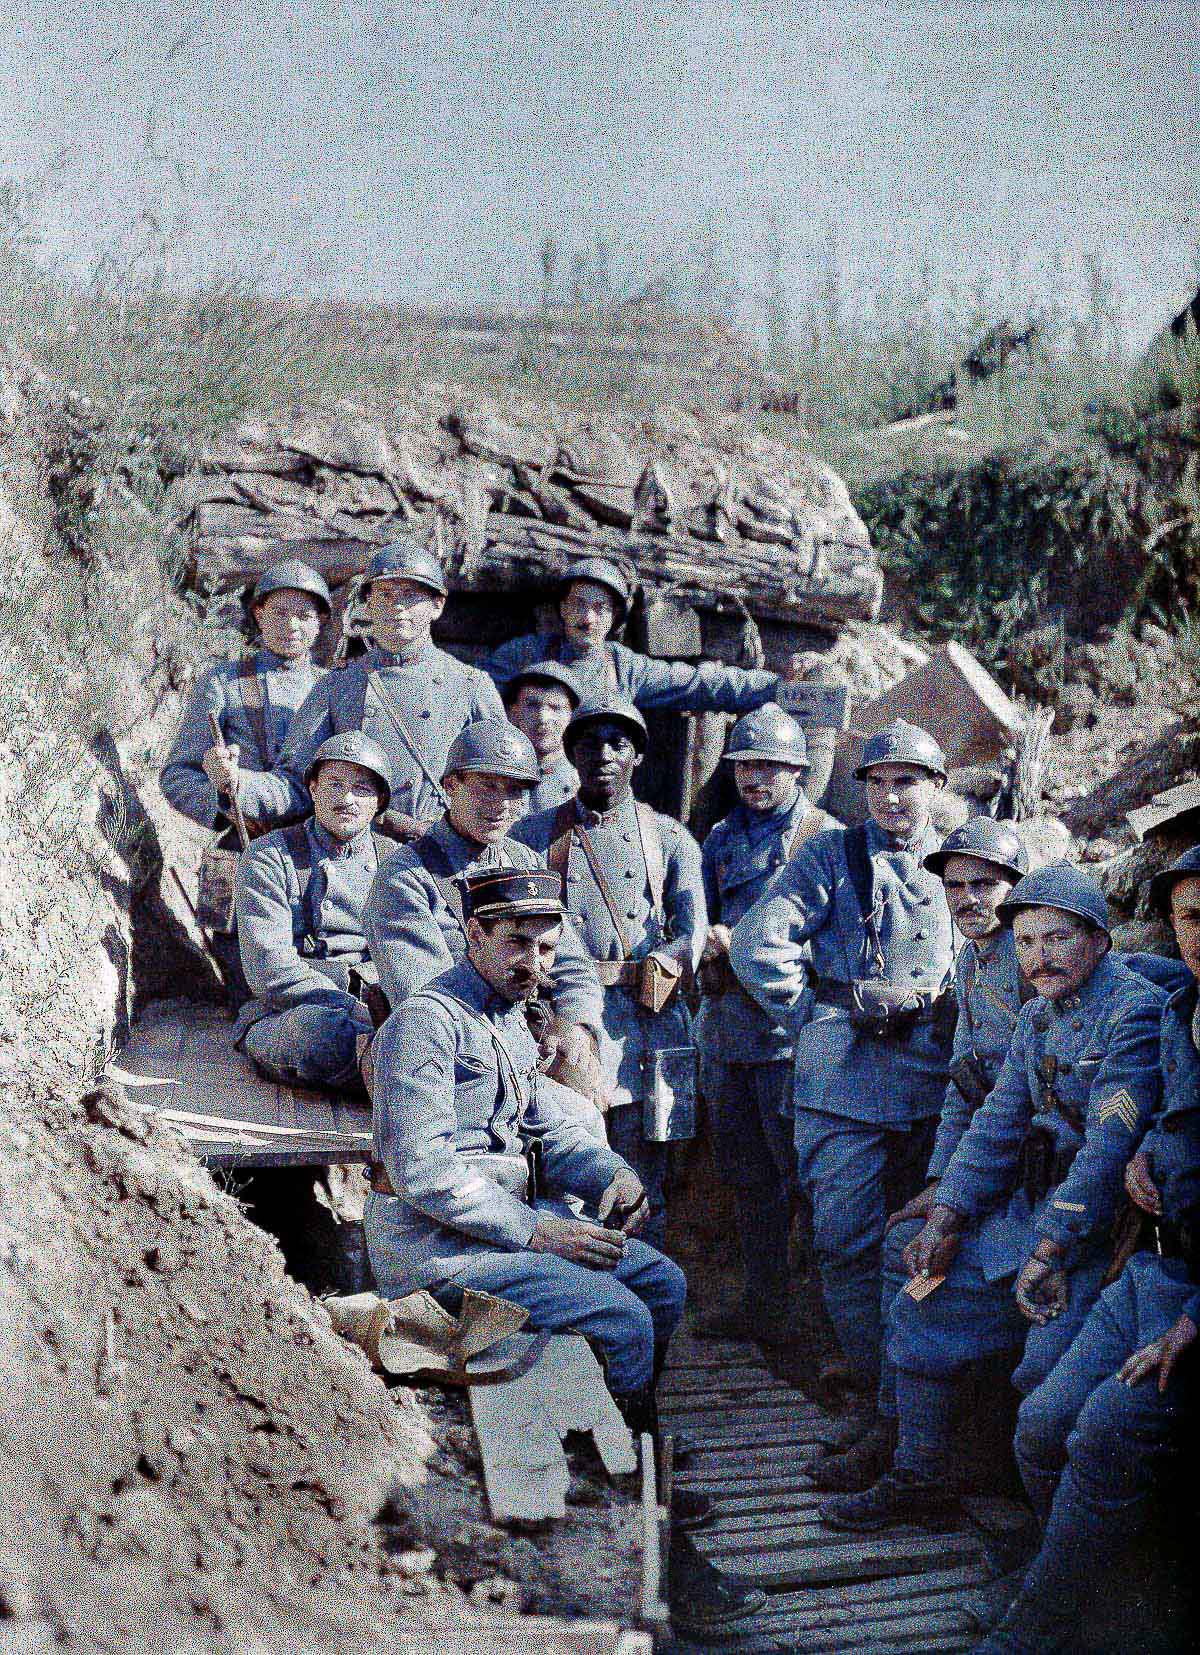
[813,976,954,1045]
[1016,1126,1077,1207]
[596,954,684,1011]
[1106,1201,1199,1286]
[369,1150,533,1203]
[948,1052,992,1112]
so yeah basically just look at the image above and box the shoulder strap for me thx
[238,655,272,766]
[842,824,875,924]
[785,805,827,859]
[366,667,451,809]
[635,802,666,920]
[573,823,634,960]
[546,800,577,885]
[281,822,313,902]
[412,834,466,927]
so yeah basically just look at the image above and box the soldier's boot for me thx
[821,1394,878,1452]
[961,1568,1031,1634]
[612,1385,711,1531]
[820,1468,959,1534]
[808,1416,898,1492]
[668,1529,767,1637]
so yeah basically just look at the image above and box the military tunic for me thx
[483,632,780,715]
[233,818,382,1088]
[730,817,955,1383]
[363,958,686,1393]
[160,646,324,830]
[515,794,707,1246]
[993,978,1200,1653]
[525,753,578,816]
[697,793,837,1321]
[363,816,603,1036]
[886,954,1165,1483]
[927,926,1025,1178]
[235,643,503,828]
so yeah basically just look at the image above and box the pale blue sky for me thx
[4,1,1196,342]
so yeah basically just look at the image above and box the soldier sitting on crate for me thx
[501,660,581,815]
[482,556,800,717]
[222,539,504,846]
[694,704,839,1347]
[160,558,332,1005]
[363,864,767,1632]
[232,733,393,1092]
[514,694,708,1250]
[820,864,1165,1536]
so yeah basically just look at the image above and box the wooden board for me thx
[108,1000,373,1168]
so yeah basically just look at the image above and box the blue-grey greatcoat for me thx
[729,817,955,1382]
[483,632,781,715]
[994,977,1200,1653]
[525,753,578,816]
[886,954,1165,1483]
[363,816,604,1036]
[363,958,685,1393]
[235,643,503,827]
[515,793,707,1245]
[233,818,383,1088]
[697,794,837,1320]
[160,646,325,830]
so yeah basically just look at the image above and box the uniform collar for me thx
[369,640,437,670]
[1047,950,1118,1016]
[540,750,573,779]
[446,958,522,1021]
[308,818,372,860]
[576,791,635,830]
[432,815,512,869]
[864,816,937,858]
[253,645,308,672]
[739,790,807,835]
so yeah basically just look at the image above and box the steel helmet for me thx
[564,694,648,756]
[361,538,448,596]
[251,558,332,616]
[997,862,1110,934]
[501,660,583,709]
[304,732,393,810]
[443,719,540,785]
[924,817,1029,882]
[854,719,948,782]
[723,704,810,769]
[559,557,631,625]
[1148,845,1200,919]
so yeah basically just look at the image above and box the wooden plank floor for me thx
[660,1328,990,1652]
[107,998,373,1167]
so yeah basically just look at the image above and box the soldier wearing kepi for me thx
[695,705,839,1344]
[364,719,607,1107]
[232,733,392,1091]
[483,557,794,714]
[501,661,581,815]
[730,719,956,1399]
[161,558,332,1003]
[973,847,1200,1654]
[813,816,1029,1493]
[823,862,1164,1535]
[229,539,503,841]
[515,694,708,1249]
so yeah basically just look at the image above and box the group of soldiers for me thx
[161,540,1199,1647]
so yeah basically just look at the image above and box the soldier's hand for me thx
[597,1170,649,1237]
[529,1212,626,1269]
[375,810,430,845]
[202,742,240,797]
[540,1024,612,1111]
[1124,1149,1162,1216]
[1119,1314,1197,1393]
[902,1205,963,1279]
[885,1181,940,1234]
[1014,1256,1069,1325]
[702,924,732,963]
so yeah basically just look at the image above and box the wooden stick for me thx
[207,711,252,851]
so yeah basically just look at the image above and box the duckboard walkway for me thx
[107,999,373,1168]
[659,1327,1001,1653]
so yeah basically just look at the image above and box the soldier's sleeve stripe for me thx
[1052,1199,1087,1212]
[1097,1090,1139,1132]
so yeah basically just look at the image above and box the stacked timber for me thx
[166,389,882,628]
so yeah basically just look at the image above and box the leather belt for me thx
[370,1151,533,1202]
[594,960,642,989]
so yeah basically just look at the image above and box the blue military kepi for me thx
[304,732,393,810]
[564,693,648,755]
[1148,845,1200,918]
[501,659,583,707]
[723,704,809,768]
[361,538,448,596]
[464,867,566,920]
[560,557,631,623]
[997,861,1110,934]
[854,718,948,781]
[251,558,332,615]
